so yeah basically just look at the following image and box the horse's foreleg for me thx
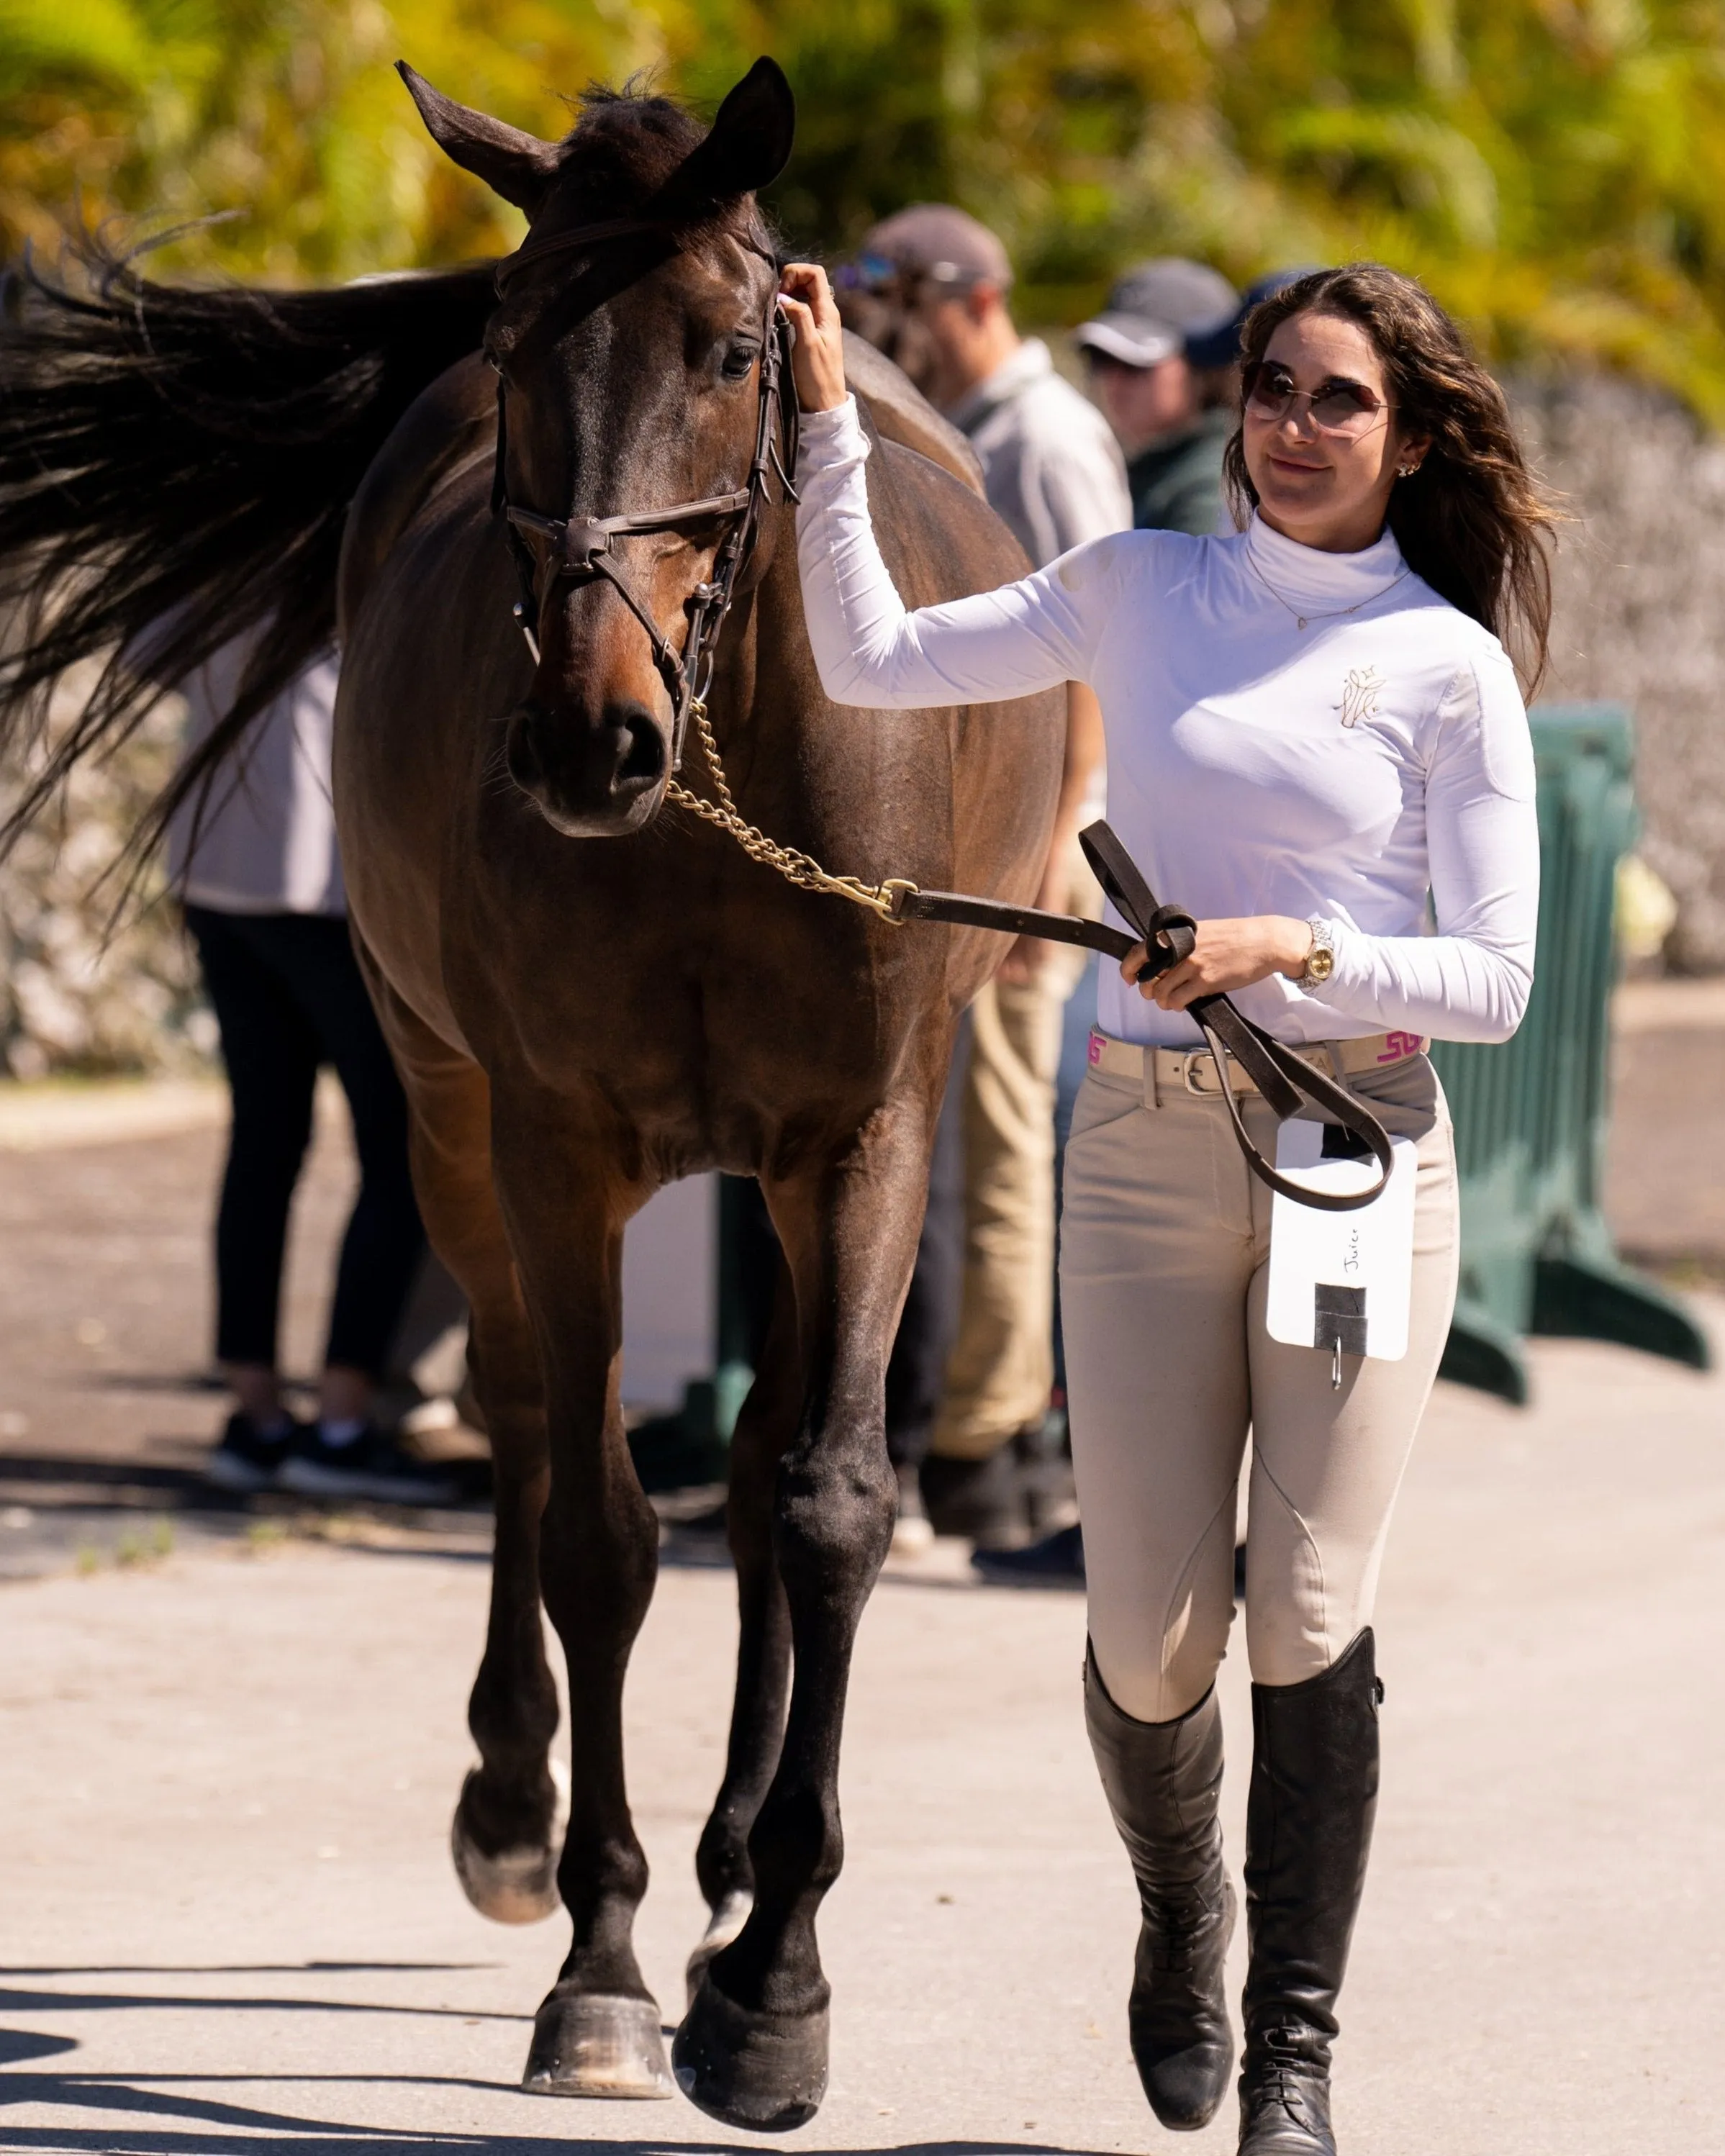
[492,1112,671,2101]
[673,1104,933,2130]
[367,972,562,1924]
[689,1245,800,2001]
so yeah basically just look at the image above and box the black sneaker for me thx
[919,1441,1032,1548]
[204,1410,296,1493]
[278,1423,461,1505]
[972,1521,1085,1585]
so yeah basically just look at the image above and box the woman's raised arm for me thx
[779,263,1114,712]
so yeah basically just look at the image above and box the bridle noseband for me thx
[489,215,799,772]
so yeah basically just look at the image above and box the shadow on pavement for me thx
[0,1965,499,1978]
[0,1984,528,2024]
[0,1454,493,1513]
[0,2062,1108,2156]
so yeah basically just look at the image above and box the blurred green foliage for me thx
[9,1,1725,415]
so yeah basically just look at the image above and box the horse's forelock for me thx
[551,86,705,205]
[542,82,775,258]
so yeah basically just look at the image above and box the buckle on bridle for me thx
[557,520,612,574]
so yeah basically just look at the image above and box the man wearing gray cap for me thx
[1076,258,1239,537]
[859,203,1133,563]
[848,203,1131,1544]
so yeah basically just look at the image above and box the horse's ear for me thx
[396,62,561,217]
[674,58,797,205]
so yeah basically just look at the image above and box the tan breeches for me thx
[1058,1048,1459,1724]
[929,957,1081,1460]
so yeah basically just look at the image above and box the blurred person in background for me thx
[1182,267,1328,385]
[168,635,454,1504]
[1076,258,1239,536]
[845,204,1131,1546]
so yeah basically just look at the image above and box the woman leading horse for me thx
[779,258,1552,2155]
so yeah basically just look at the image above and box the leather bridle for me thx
[488,214,798,773]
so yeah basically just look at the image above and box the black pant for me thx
[186,906,425,1378]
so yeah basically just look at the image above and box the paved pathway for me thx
[2,1301,1721,2156]
[1,992,1721,2149]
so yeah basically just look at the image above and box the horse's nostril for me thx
[615,716,666,789]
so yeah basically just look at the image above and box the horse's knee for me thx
[539,1480,659,1645]
[771,1444,896,1601]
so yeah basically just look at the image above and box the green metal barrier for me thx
[1431,702,1710,1403]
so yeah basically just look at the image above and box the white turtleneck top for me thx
[794,397,1539,1050]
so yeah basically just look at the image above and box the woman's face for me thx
[1241,309,1428,553]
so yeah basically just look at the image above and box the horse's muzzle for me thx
[504,697,668,836]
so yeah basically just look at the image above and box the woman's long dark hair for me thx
[1223,263,1557,691]
[0,233,497,867]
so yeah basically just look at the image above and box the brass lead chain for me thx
[665,699,916,924]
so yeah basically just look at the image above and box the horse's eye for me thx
[721,341,761,381]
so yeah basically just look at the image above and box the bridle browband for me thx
[488,213,799,771]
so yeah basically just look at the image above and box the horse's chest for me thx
[453,839,920,1154]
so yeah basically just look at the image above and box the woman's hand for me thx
[1120,915,1314,1010]
[778,263,848,414]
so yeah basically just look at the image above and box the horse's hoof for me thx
[522,1987,675,2099]
[685,1890,753,2007]
[671,1972,828,2131]
[449,1757,569,1924]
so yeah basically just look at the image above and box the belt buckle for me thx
[1182,1049,1223,1097]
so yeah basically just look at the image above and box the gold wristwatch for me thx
[1300,918,1336,988]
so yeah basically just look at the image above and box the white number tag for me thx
[1264,1122,1418,1366]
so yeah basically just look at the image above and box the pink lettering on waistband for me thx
[1087,1031,1103,1066]
[1377,1030,1421,1063]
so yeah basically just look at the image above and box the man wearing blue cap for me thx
[1075,258,1240,538]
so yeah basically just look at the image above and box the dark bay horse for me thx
[0,58,1062,2129]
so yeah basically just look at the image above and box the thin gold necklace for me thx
[1248,549,1408,633]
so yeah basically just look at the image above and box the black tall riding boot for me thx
[1237,1629,1382,2156]
[1085,1647,1236,2131]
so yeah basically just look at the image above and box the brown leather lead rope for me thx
[892,820,1395,1214]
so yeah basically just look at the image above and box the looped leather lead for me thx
[1081,822,1394,1210]
[891,823,1394,1214]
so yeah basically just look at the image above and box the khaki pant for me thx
[930,839,1093,1464]
[1058,1048,1459,1723]
[928,970,1070,1459]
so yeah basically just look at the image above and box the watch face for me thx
[1307,947,1336,984]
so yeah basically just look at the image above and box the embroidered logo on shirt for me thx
[1335,666,1385,730]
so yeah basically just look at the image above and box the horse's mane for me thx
[0,80,743,879]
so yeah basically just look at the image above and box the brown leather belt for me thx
[1087,1027,1430,1099]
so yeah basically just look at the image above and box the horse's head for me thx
[399,58,795,838]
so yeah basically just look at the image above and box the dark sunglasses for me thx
[1244,361,1392,437]
[833,253,977,298]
